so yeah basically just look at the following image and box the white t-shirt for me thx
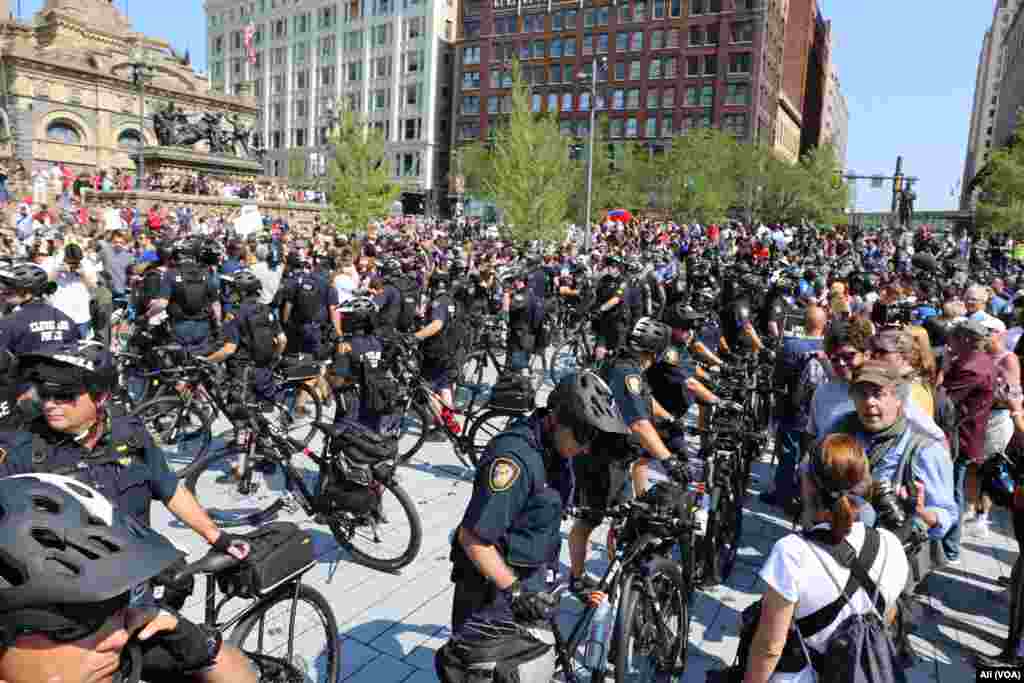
[51,265,96,324]
[334,273,358,305]
[759,523,909,683]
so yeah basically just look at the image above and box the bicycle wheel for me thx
[131,396,212,476]
[183,443,290,527]
[229,582,341,683]
[614,558,690,683]
[327,478,422,572]
[268,383,321,447]
[465,409,522,467]
[395,400,432,463]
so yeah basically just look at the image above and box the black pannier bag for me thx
[488,372,536,412]
[216,522,316,598]
[281,353,321,381]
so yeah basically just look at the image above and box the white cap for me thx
[977,313,1007,333]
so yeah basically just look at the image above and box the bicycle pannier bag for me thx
[216,522,315,598]
[488,372,535,412]
[282,352,320,380]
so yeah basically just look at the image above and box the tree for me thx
[739,142,848,225]
[286,148,307,187]
[581,116,652,222]
[658,128,741,224]
[459,60,578,243]
[978,112,1024,237]
[322,101,401,234]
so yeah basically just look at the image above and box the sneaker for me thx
[945,555,962,567]
[967,519,991,539]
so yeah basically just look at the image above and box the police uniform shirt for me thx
[527,269,547,299]
[0,416,179,524]
[223,300,283,359]
[373,284,402,329]
[0,301,81,354]
[646,346,691,416]
[428,295,451,328]
[605,359,653,427]
[335,334,384,380]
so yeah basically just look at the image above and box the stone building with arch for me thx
[0,0,258,177]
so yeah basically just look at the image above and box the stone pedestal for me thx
[139,148,264,179]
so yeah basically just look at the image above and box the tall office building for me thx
[205,0,458,214]
[962,0,1019,209]
[452,0,787,160]
[821,64,848,167]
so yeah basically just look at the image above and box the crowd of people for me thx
[0,201,1021,683]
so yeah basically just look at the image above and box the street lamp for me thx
[128,46,156,190]
[316,102,340,200]
[577,57,607,253]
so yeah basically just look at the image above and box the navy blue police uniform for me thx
[450,410,571,633]
[166,266,220,356]
[507,288,545,373]
[222,297,283,401]
[0,301,80,354]
[284,269,338,358]
[334,334,396,432]
[572,355,650,524]
[373,283,403,336]
[646,345,693,418]
[421,293,455,391]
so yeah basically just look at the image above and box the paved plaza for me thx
[154,411,1021,683]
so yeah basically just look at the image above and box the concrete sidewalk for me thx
[154,423,1019,683]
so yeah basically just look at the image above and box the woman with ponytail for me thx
[743,434,910,683]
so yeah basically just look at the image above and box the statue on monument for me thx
[153,102,257,159]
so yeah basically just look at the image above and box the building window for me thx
[723,112,747,137]
[729,53,751,74]
[663,87,674,107]
[725,83,749,105]
[524,13,544,32]
[650,30,664,50]
[564,37,577,56]
[563,92,574,111]
[403,118,422,140]
[625,117,638,137]
[47,122,81,144]
[463,70,480,89]
[670,0,681,17]
[463,19,480,39]
[463,46,480,65]
[629,60,641,80]
[649,57,662,79]
[295,70,309,89]
[375,56,392,78]
[612,88,624,109]
[495,16,517,34]
[647,89,660,108]
[610,119,624,138]
[691,0,721,14]
[461,95,480,114]
[626,88,640,108]
[731,21,753,43]
[645,117,657,137]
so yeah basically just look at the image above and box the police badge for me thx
[488,457,521,492]
[625,374,643,395]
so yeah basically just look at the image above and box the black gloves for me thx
[503,580,557,623]
[211,532,247,554]
[662,456,689,482]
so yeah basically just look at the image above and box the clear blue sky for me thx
[19,1,993,213]
[820,0,992,212]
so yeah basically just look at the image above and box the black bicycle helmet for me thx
[628,317,671,355]
[379,258,402,277]
[155,241,174,266]
[663,302,703,330]
[199,239,225,266]
[173,239,199,264]
[0,262,51,294]
[546,371,629,439]
[430,269,451,292]
[0,474,182,644]
[225,270,262,297]
[20,341,117,396]
[340,296,378,333]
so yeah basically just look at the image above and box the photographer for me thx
[832,361,957,569]
[50,242,98,339]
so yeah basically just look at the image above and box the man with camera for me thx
[832,360,957,582]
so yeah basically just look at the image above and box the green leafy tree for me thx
[978,112,1024,237]
[323,101,401,234]
[659,128,740,224]
[459,61,577,243]
[286,148,307,187]
[582,117,652,222]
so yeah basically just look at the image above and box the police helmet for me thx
[340,297,378,333]
[546,371,629,444]
[173,239,199,264]
[663,302,703,330]
[199,239,225,266]
[0,474,182,644]
[430,270,451,292]
[20,341,117,396]
[628,317,672,356]
[0,263,54,296]
[379,258,402,277]
[226,270,262,297]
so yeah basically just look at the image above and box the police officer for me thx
[503,269,545,374]
[0,342,258,683]
[332,297,399,433]
[568,317,688,594]
[447,371,629,636]
[165,239,222,356]
[204,270,287,402]
[557,260,591,316]
[414,269,458,417]
[650,303,725,419]
[720,267,765,354]
[370,258,405,337]
[592,256,630,362]
[281,251,341,358]
[0,262,79,355]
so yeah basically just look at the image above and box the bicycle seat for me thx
[172,550,241,584]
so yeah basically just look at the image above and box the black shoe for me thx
[974,651,1024,668]
[570,574,600,599]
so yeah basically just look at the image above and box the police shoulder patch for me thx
[488,456,521,492]
[625,374,643,395]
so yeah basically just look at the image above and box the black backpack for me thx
[291,275,322,325]
[391,277,420,333]
[243,304,278,366]
[358,346,401,415]
[137,267,165,315]
[170,264,210,319]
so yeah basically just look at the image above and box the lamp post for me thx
[316,102,340,201]
[128,46,155,190]
[577,57,606,253]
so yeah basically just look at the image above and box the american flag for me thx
[244,23,257,66]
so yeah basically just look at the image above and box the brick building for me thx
[452,0,787,160]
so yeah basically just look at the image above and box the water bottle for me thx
[583,597,613,673]
[693,492,711,537]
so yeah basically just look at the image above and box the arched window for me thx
[46,122,82,144]
[117,129,142,150]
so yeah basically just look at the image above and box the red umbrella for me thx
[607,209,632,223]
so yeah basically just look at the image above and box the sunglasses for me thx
[829,351,859,367]
[13,591,131,643]
[37,385,85,404]
[850,384,895,401]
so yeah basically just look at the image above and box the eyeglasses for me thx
[37,386,84,404]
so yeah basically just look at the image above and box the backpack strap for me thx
[794,527,883,637]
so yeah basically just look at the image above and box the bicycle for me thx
[183,411,423,572]
[459,313,548,396]
[160,535,340,682]
[550,313,599,384]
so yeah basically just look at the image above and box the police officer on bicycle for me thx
[447,371,629,638]
[332,297,400,433]
[0,262,79,355]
